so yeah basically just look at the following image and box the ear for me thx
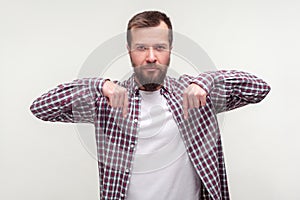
[126,44,131,53]
[168,45,173,55]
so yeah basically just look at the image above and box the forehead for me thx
[130,22,170,45]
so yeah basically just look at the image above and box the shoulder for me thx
[164,75,197,93]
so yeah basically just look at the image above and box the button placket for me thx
[130,143,135,149]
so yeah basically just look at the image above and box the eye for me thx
[135,45,147,51]
[154,45,167,51]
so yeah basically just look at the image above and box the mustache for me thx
[138,63,168,69]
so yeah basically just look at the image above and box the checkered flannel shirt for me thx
[30,70,271,200]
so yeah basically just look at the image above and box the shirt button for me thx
[130,144,135,149]
[134,118,138,123]
[125,168,130,173]
[120,193,125,197]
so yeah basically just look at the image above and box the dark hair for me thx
[127,11,173,47]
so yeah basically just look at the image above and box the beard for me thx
[132,62,169,91]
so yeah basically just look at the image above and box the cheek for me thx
[157,53,170,64]
[130,55,146,67]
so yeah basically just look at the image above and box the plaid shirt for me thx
[30,70,270,200]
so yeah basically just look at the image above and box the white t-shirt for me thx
[127,90,201,200]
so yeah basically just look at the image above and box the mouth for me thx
[143,64,160,72]
[144,67,158,72]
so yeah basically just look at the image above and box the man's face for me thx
[128,21,172,91]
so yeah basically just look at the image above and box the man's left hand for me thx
[183,83,207,120]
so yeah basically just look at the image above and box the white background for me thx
[1,0,299,199]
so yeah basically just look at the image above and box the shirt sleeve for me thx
[30,78,106,123]
[190,70,271,113]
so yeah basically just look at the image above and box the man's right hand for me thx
[102,80,128,118]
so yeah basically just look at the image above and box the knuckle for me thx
[189,93,195,98]
[195,92,201,97]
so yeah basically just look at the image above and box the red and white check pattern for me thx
[30,70,271,200]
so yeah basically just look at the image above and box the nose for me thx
[146,47,157,63]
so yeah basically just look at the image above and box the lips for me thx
[144,67,158,72]
[142,64,160,72]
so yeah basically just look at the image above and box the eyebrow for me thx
[133,43,169,46]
